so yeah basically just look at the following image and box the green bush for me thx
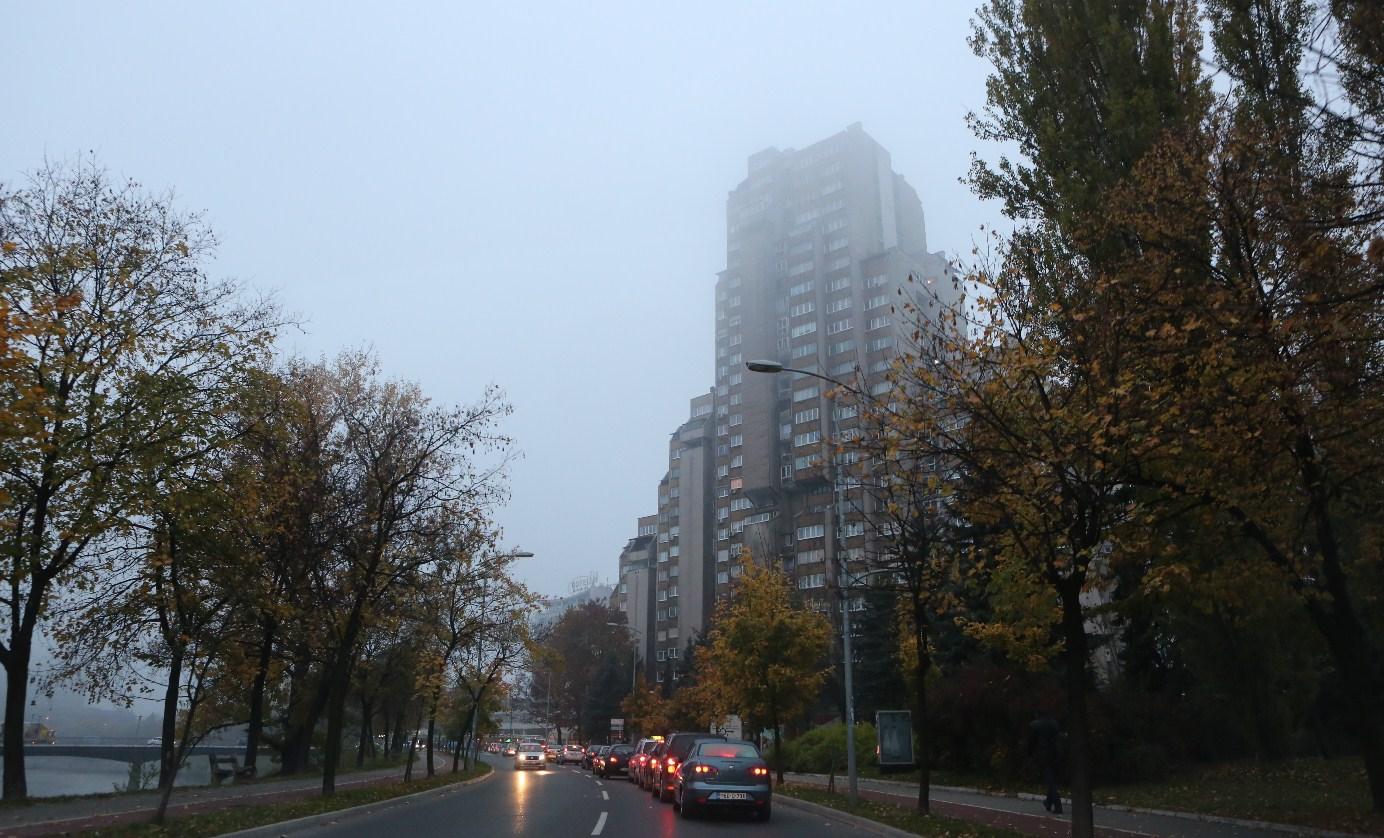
[782,722,878,774]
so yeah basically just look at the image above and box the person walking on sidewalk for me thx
[1028,713,1063,814]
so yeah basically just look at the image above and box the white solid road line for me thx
[591,811,608,836]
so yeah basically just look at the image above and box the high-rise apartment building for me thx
[613,124,954,681]
[612,514,657,680]
[711,123,955,610]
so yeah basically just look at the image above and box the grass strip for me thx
[76,763,491,837]
[777,782,1019,837]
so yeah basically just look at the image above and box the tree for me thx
[695,555,831,783]
[0,161,279,799]
[620,674,671,740]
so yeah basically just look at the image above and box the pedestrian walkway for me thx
[0,751,458,836]
[782,773,1367,838]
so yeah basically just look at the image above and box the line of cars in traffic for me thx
[581,731,772,822]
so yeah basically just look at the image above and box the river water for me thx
[12,756,213,797]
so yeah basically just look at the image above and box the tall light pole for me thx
[746,359,866,804]
[606,622,644,692]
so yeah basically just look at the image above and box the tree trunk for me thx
[911,593,931,815]
[390,708,405,756]
[320,655,354,795]
[1061,582,1094,838]
[2,646,32,800]
[278,647,325,775]
[158,650,184,790]
[356,695,373,768]
[242,620,275,776]
[426,711,437,778]
[771,700,783,785]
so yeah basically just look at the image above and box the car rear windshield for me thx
[611,745,634,754]
[696,742,760,759]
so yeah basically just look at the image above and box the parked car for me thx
[675,739,772,821]
[651,732,726,802]
[598,743,634,778]
[581,745,601,770]
[630,737,662,788]
[559,744,584,765]
[514,742,546,770]
[588,745,611,773]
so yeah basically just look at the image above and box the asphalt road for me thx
[269,754,885,837]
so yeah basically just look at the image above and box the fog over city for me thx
[5,2,1004,598]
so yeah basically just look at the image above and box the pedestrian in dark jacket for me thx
[1028,714,1063,814]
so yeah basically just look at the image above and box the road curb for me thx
[220,765,494,838]
[776,792,919,838]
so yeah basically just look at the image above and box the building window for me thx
[794,407,820,424]
[797,549,826,564]
[867,316,891,331]
[717,571,729,584]
[789,280,814,296]
[834,404,858,420]
[718,527,730,541]
[797,524,826,540]
[789,260,814,276]
[865,273,887,288]
[870,381,892,396]
[827,276,851,292]
[827,319,853,335]
[799,573,827,589]
[842,521,866,538]
[790,301,815,317]
[718,549,729,563]
[867,336,896,352]
[794,430,821,447]
[827,236,849,252]
[730,434,743,447]
[866,295,889,309]
[793,386,820,402]
[791,342,817,359]
[826,296,852,313]
[790,321,817,338]
[829,339,855,355]
[729,372,743,386]
[731,454,744,468]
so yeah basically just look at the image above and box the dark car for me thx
[588,744,610,772]
[581,745,599,770]
[638,741,665,790]
[599,743,634,778]
[630,737,662,788]
[650,731,726,802]
[675,740,772,821]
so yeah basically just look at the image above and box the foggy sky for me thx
[5,2,1007,597]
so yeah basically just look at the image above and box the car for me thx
[598,743,634,778]
[486,742,501,754]
[581,745,600,770]
[589,745,610,773]
[502,744,518,757]
[545,744,558,762]
[559,744,584,765]
[630,737,662,788]
[675,739,772,821]
[651,731,726,802]
[514,743,546,770]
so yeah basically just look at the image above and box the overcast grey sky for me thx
[6,2,1006,597]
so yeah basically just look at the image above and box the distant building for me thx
[532,575,614,629]
[610,515,657,681]
[616,124,957,681]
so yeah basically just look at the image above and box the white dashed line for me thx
[595,780,603,786]
[602,790,609,800]
[591,811,608,835]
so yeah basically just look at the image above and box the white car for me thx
[559,744,584,765]
[514,744,545,770]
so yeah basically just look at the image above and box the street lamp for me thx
[745,359,867,804]
[607,622,644,692]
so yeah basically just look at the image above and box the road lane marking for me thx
[602,790,609,800]
[595,779,603,786]
[591,811,608,835]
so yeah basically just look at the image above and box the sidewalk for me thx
[782,773,1369,838]
[0,751,459,836]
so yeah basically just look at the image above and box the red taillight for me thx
[750,766,769,777]
[666,758,678,768]
[610,757,619,763]
[693,764,719,778]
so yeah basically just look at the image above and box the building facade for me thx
[615,124,955,682]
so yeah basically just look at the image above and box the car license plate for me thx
[712,792,750,800]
